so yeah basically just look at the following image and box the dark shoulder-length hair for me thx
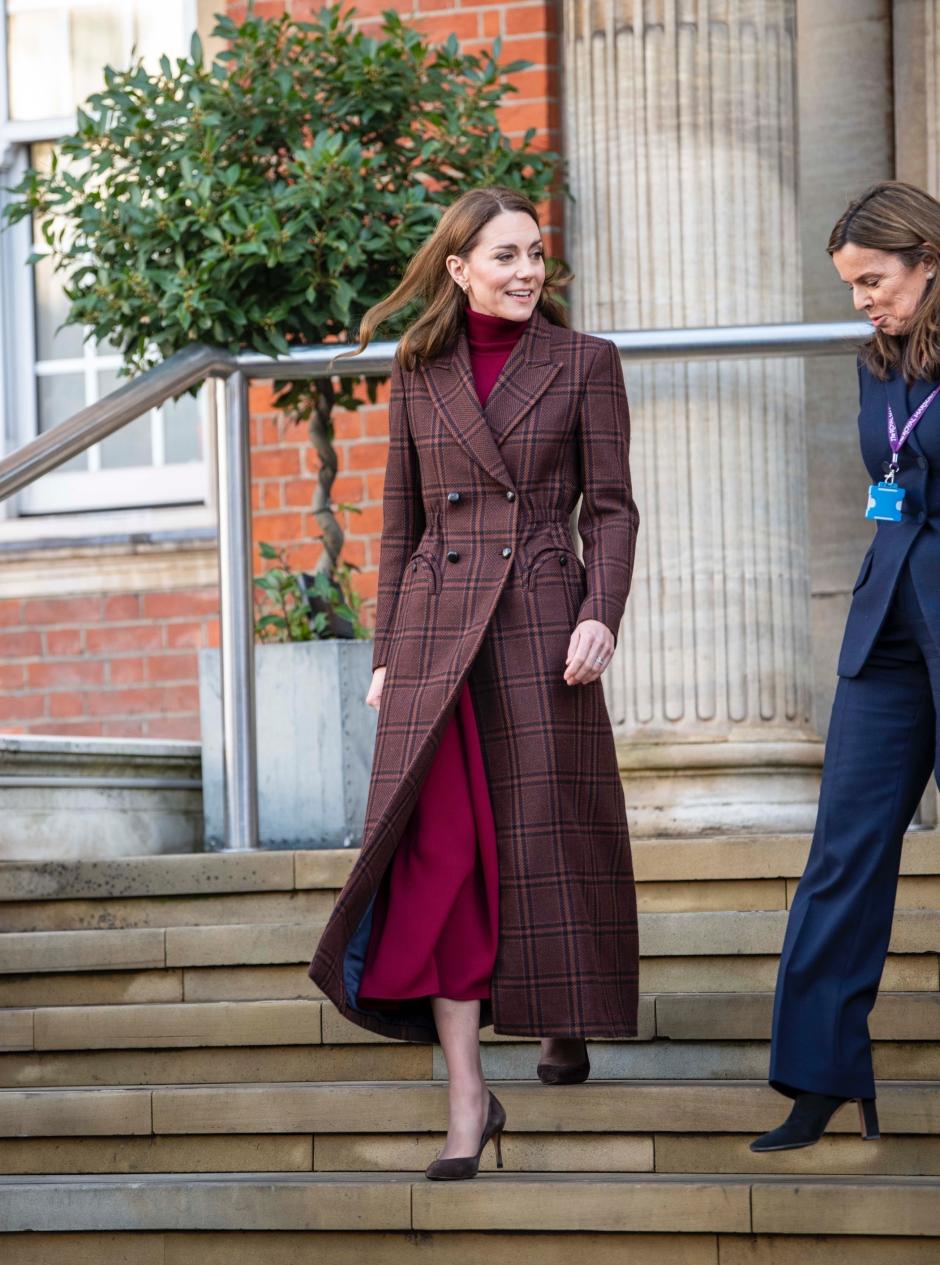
[334,186,572,371]
[828,181,940,382]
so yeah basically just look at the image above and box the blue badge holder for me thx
[866,482,905,522]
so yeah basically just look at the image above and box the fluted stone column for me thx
[924,2,940,194]
[564,0,823,834]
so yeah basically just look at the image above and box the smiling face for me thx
[832,241,936,335]
[445,210,546,320]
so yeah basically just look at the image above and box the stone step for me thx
[3,1231,940,1265]
[5,1122,940,1178]
[3,909,938,977]
[3,991,939,1055]
[3,1036,938,1089]
[1,1078,936,1144]
[0,851,339,902]
[473,1039,940,1084]
[1,1170,939,1238]
[3,832,940,903]
[0,1042,433,1088]
[0,889,334,934]
[1,953,935,1009]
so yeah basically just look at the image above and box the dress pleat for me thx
[358,679,499,1002]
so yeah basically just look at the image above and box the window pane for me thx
[163,390,203,464]
[7,9,71,120]
[34,255,85,360]
[69,7,125,109]
[96,369,154,468]
[37,372,88,471]
[7,2,190,121]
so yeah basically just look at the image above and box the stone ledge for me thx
[3,1080,939,1141]
[2,1171,938,1235]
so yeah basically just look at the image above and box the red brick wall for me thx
[0,0,561,737]
[0,589,218,738]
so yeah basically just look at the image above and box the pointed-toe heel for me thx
[750,1091,880,1153]
[424,1091,507,1181]
[537,1038,590,1086]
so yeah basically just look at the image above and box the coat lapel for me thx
[421,337,512,488]
[902,373,940,457]
[484,310,562,444]
[421,307,562,486]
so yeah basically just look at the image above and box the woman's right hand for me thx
[366,666,387,711]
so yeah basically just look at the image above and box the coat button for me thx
[501,546,512,558]
[917,511,927,524]
[505,490,516,501]
[559,554,568,566]
[919,457,928,470]
[447,549,460,563]
[411,561,417,571]
[447,491,461,503]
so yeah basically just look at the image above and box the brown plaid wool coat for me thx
[309,305,640,1042]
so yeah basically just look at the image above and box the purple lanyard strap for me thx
[886,383,940,474]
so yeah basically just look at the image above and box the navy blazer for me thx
[838,360,940,677]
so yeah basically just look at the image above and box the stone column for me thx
[563,0,823,834]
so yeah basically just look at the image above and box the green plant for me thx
[254,539,369,642]
[2,3,563,585]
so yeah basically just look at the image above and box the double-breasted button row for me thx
[447,489,517,503]
[446,547,515,562]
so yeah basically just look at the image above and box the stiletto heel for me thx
[857,1096,880,1140]
[425,1091,507,1180]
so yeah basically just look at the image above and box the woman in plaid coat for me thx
[310,186,639,1178]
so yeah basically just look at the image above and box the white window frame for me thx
[0,0,217,534]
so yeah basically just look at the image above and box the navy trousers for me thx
[769,558,940,1101]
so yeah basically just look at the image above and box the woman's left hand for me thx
[564,619,615,685]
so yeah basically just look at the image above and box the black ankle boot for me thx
[750,1091,880,1152]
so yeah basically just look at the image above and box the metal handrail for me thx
[0,319,871,850]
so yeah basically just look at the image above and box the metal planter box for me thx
[198,640,377,849]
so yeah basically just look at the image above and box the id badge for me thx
[866,481,905,522]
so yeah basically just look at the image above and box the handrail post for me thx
[215,370,259,851]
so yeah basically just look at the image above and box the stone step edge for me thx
[4,992,940,1056]
[3,909,940,976]
[0,1077,936,1140]
[2,831,940,902]
[1,1170,940,1237]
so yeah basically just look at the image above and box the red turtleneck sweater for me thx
[465,306,530,405]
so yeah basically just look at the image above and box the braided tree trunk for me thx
[306,379,343,576]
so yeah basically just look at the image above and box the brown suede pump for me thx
[537,1038,590,1085]
[424,1091,506,1181]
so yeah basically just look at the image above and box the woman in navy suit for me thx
[753,181,940,1152]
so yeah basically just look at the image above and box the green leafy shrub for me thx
[2,3,563,595]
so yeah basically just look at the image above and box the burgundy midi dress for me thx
[357,307,529,1006]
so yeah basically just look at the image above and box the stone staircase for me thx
[1,836,939,1262]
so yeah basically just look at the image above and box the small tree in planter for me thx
[2,3,563,601]
[254,537,368,641]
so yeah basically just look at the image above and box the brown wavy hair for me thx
[828,181,940,382]
[333,186,572,371]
